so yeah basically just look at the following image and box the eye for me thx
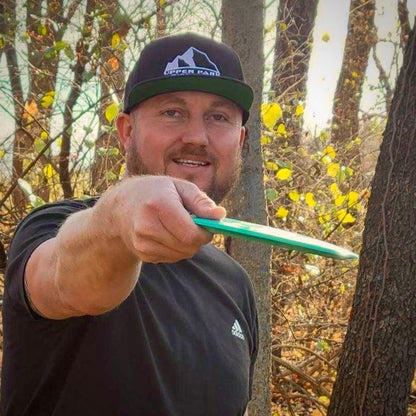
[210,113,228,122]
[163,109,179,117]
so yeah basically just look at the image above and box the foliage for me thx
[1,1,415,414]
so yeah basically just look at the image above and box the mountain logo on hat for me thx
[164,47,221,77]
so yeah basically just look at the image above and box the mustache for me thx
[165,144,218,166]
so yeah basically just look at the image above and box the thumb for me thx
[173,180,226,220]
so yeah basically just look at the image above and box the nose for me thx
[181,116,209,146]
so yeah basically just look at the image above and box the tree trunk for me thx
[331,0,376,163]
[327,23,416,416]
[221,2,271,415]
[271,0,318,147]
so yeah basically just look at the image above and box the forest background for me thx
[0,0,415,415]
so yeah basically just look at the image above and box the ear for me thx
[116,112,133,151]
[239,126,247,149]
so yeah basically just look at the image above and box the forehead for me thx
[138,91,242,113]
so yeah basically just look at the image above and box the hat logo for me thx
[164,47,221,77]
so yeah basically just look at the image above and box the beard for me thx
[125,141,242,204]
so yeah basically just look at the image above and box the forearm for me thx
[26,187,141,319]
[53,205,140,316]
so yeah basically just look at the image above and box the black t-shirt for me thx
[1,199,258,416]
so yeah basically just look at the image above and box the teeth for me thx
[176,159,208,166]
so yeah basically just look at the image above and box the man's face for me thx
[117,91,246,203]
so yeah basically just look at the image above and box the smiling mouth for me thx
[173,158,210,167]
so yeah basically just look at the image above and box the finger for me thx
[132,237,201,264]
[172,179,226,220]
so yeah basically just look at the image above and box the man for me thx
[2,33,258,416]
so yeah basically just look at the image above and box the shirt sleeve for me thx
[4,198,97,319]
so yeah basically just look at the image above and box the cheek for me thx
[215,139,242,165]
[136,140,167,168]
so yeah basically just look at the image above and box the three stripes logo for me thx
[231,319,245,340]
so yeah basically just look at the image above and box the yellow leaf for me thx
[337,209,355,224]
[329,183,341,197]
[327,162,340,178]
[347,191,360,207]
[56,137,62,147]
[295,104,304,116]
[351,71,358,78]
[40,95,54,108]
[37,23,47,36]
[0,150,4,159]
[119,164,126,176]
[266,161,278,170]
[276,123,287,136]
[261,102,282,130]
[335,195,346,206]
[319,395,330,407]
[111,33,121,49]
[322,32,330,42]
[288,190,300,202]
[261,135,271,145]
[159,0,166,5]
[105,102,119,122]
[340,282,346,294]
[321,155,331,164]
[318,214,330,224]
[263,174,269,183]
[40,131,48,139]
[276,206,289,219]
[305,192,316,208]
[345,166,354,176]
[42,163,56,180]
[324,145,336,159]
[276,168,292,181]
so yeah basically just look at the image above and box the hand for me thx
[100,175,226,264]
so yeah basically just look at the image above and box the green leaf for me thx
[82,72,94,82]
[34,138,45,152]
[106,171,118,180]
[266,188,278,201]
[53,40,69,52]
[64,46,75,60]
[44,47,57,59]
[84,140,95,149]
[316,340,330,351]
[107,147,120,156]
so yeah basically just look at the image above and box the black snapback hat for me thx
[123,33,253,124]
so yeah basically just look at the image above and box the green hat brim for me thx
[124,76,253,124]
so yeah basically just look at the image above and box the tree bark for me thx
[331,0,376,162]
[221,2,271,415]
[328,22,416,416]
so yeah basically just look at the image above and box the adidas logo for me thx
[164,47,221,77]
[231,319,245,340]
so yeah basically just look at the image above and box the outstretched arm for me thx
[25,176,225,319]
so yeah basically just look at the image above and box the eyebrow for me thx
[156,94,240,111]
